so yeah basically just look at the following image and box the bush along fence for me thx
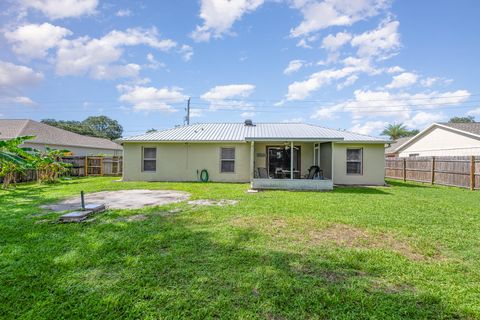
[386,156,480,190]
[2,156,122,184]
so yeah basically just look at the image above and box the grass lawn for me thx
[1,178,480,319]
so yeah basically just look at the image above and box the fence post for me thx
[471,156,475,191]
[431,156,435,185]
[100,157,104,176]
[403,158,407,182]
[85,156,88,177]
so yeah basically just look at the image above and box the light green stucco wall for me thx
[122,142,250,182]
[122,141,385,185]
[332,143,385,185]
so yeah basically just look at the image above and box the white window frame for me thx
[142,147,157,172]
[220,147,236,173]
[346,148,363,175]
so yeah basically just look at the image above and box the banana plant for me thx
[33,147,71,183]
[0,136,36,189]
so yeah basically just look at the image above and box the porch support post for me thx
[250,141,255,182]
[290,141,294,179]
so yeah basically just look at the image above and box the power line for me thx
[0,92,478,106]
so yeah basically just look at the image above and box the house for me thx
[0,119,123,156]
[395,122,480,157]
[385,137,411,157]
[118,121,387,190]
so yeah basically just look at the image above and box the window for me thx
[346,148,363,175]
[409,153,419,158]
[142,147,156,172]
[220,147,235,173]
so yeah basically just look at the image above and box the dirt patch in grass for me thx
[187,199,238,207]
[231,217,438,261]
[115,214,148,222]
[41,190,190,211]
[308,224,427,261]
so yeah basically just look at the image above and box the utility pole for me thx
[184,97,191,125]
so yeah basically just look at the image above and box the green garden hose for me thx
[200,169,209,182]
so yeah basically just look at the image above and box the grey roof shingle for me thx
[0,119,122,150]
[440,122,480,136]
[119,123,386,143]
[385,137,411,154]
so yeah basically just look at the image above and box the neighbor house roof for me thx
[395,122,480,153]
[385,137,411,155]
[119,122,387,143]
[440,122,480,136]
[0,119,122,150]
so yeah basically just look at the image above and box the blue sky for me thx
[1,0,479,137]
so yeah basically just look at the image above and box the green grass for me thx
[1,178,480,319]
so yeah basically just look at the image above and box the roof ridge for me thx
[17,119,31,136]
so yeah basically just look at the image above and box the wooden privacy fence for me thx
[386,156,480,190]
[62,156,123,176]
[1,156,123,184]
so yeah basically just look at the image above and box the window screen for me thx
[220,147,235,173]
[346,148,362,175]
[143,147,156,172]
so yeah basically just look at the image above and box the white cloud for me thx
[0,60,43,105]
[282,117,305,123]
[191,0,264,42]
[286,56,373,100]
[386,66,404,74]
[146,53,166,70]
[241,111,255,118]
[118,85,186,112]
[116,9,131,17]
[201,84,255,100]
[90,63,141,80]
[55,28,177,78]
[385,72,418,89]
[350,120,386,135]
[4,23,72,60]
[404,111,445,128]
[201,84,255,110]
[179,45,194,61]
[336,74,358,90]
[420,76,453,88]
[290,0,389,38]
[0,61,44,87]
[321,31,351,51]
[351,20,400,60]
[19,0,98,19]
[284,60,305,75]
[311,89,471,121]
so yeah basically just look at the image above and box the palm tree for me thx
[381,123,410,140]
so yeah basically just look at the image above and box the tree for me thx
[448,116,475,123]
[146,128,158,133]
[82,116,123,140]
[41,116,123,140]
[0,136,36,189]
[381,123,418,140]
[33,147,71,184]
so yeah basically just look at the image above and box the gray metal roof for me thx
[119,123,386,143]
[0,119,123,150]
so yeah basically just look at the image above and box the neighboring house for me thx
[118,121,387,190]
[395,122,480,157]
[385,137,411,157]
[0,119,123,156]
